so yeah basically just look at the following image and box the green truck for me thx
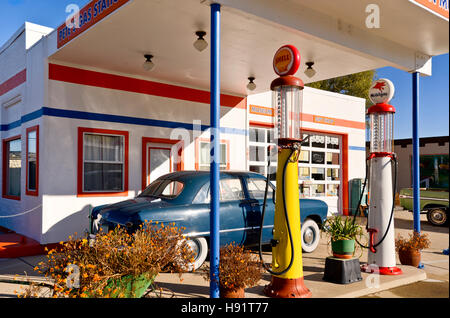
[399,188,449,226]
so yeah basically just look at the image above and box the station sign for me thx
[57,0,131,48]
[273,45,301,76]
[410,0,449,20]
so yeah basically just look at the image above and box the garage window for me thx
[299,132,341,198]
[248,127,277,181]
[78,128,129,196]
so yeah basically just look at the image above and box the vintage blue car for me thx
[90,171,328,270]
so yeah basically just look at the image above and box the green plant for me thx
[202,243,263,292]
[321,215,364,242]
[395,232,431,253]
[19,221,194,298]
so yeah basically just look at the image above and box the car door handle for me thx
[239,201,262,207]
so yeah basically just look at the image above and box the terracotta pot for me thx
[398,249,421,267]
[220,286,245,298]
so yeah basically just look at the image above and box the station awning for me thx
[48,0,448,96]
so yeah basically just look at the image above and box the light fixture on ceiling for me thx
[193,31,208,52]
[304,62,316,78]
[247,77,256,91]
[143,54,155,71]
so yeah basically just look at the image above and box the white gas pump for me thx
[362,78,402,275]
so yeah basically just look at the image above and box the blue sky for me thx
[1,0,448,140]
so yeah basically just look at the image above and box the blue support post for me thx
[210,2,221,299]
[412,72,421,234]
[412,71,424,269]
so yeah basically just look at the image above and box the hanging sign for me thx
[249,105,274,117]
[369,78,395,104]
[273,45,301,76]
[57,0,131,49]
[313,115,336,126]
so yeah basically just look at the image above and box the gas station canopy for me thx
[48,0,449,96]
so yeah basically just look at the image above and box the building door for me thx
[142,138,183,189]
[148,145,173,183]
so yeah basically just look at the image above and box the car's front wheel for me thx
[301,218,320,253]
[427,208,448,226]
[185,237,208,271]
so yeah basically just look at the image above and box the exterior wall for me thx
[394,138,449,190]
[0,24,52,241]
[247,87,366,216]
[0,28,29,237]
[39,62,247,244]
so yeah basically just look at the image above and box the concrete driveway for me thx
[0,208,446,298]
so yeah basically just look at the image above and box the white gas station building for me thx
[0,0,448,246]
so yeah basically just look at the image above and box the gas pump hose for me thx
[353,155,398,252]
[258,147,296,276]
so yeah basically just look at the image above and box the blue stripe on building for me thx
[349,146,366,151]
[1,107,367,152]
[1,107,248,136]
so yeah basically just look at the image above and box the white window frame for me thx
[198,141,228,171]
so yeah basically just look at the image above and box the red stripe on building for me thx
[48,64,245,108]
[0,70,26,96]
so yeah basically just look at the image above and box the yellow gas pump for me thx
[262,45,311,298]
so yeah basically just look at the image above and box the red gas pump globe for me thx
[273,45,301,76]
[271,45,303,142]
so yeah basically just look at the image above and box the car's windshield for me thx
[139,179,184,199]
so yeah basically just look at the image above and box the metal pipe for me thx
[412,72,421,234]
[209,2,221,299]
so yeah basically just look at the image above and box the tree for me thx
[305,70,377,108]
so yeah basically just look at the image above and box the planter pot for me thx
[398,249,421,267]
[220,286,245,298]
[331,239,355,259]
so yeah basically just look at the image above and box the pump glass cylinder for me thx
[272,85,302,140]
[370,112,394,153]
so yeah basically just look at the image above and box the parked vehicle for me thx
[90,171,328,270]
[399,188,449,226]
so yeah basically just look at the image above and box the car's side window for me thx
[192,178,245,204]
[193,182,210,204]
[160,181,184,198]
[247,178,273,200]
[220,178,245,201]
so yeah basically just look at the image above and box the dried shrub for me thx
[20,221,194,298]
[202,243,263,292]
[395,232,431,253]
